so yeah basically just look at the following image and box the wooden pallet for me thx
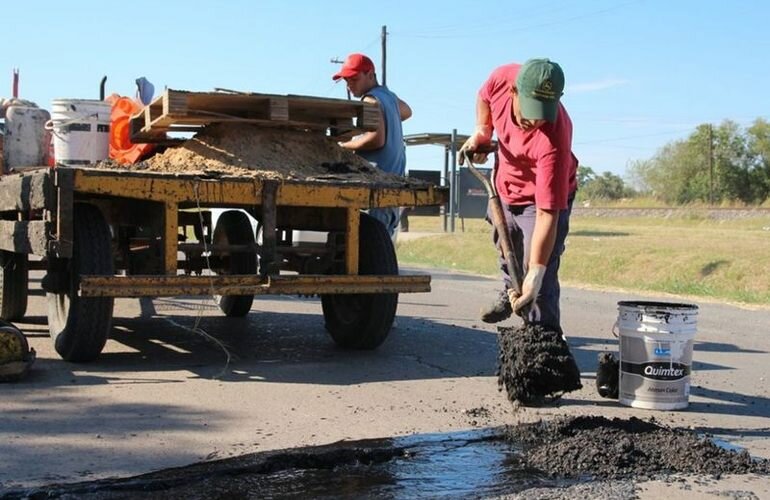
[129,89,380,143]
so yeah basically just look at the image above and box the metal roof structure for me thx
[403,132,497,232]
[404,133,497,150]
[403,132,471,149]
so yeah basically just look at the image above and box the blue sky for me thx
[5,1,769,178]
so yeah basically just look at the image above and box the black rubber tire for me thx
[321,213,398,350]
[0,251,28,321]
[212,210,257,317]
[47,204,115,362]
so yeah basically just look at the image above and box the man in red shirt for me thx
[460,58,578,332]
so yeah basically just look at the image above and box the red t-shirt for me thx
[479,63,578,209]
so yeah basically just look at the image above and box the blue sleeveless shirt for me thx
[359,85,406,176]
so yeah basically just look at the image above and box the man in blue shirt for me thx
[333,53,412,237]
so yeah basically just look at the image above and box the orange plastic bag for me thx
[107,95,155,164]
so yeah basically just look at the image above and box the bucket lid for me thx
[617,301,698,313]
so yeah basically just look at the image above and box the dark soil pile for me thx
[507,415,770,479]
[497,324,582,406]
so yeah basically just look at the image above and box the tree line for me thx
[577,118,770,205]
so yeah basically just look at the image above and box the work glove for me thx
[513,264,546,316]
[458,125,492,166]
[505,288,520,306]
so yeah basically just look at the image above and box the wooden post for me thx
[164,202,178,274]
[345,208,359,275]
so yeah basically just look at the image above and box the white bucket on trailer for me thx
[46,99,111,166]
[615,301,698,410]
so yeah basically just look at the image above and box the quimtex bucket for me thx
[615,301,698,410]
[46,99,111,166]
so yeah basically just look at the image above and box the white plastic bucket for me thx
[45,99,111,166]
[615,301,698,410]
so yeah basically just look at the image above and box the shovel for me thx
[462,149,581,405]
[462,148,528,317]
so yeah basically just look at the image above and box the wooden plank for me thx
[268,97,289,121]
[79,274,431,298]
[0,220,50,255]
[345,208,359,275]
[70,168,449,209]
[260,181,279,276]
[165,88,188,115]
[164,202,178,274]
[0,171,52,212]
[129,89,380,142]
[358,104,381,131]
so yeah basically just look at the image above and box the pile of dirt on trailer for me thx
[506,415,770,479]
[497,324,582,406]
[95,123,421,187]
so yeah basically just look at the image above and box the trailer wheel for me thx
[0,251,28,321]
[321,213,398,350]
[212,210,256,317]
[47,204,114,362]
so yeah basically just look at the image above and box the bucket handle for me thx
[44,112,103,141]
[43,119,70,141]
[612,321,620,338]
[44,112,102,132]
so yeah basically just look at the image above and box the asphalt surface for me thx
[1,268,768,498]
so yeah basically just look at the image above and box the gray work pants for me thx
[368,207,401,237]
[487,196,573,331]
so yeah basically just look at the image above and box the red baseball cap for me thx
[332,53,375,81]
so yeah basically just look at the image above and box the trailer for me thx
[0,90,448,362]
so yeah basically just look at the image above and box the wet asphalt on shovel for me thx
[462,150,582,406]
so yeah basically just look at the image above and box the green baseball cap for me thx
[515,58,565,123]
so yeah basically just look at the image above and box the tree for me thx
[630,119,770,205]
[577,165,596,188]
[746,118,770,202]
[576,165,633,201]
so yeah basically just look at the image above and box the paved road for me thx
[1,269,768,498]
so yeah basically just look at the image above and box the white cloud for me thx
[567,78,629,94]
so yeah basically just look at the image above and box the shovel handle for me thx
[488,195,524,297]
[463,151,495,197]
[463,150,525,298]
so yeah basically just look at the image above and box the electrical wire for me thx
[394,1,641,40]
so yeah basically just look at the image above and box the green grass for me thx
[397,215,770,306]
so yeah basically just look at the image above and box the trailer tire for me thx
[47,204,114,362]
[212,210,256,317]
[322,213,398,350]
[0,251,28,321]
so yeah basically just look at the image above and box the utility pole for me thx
[708,123,714,205]
[330,57,350,100]
[381,25,387,86]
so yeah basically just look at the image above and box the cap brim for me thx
[519,96,558,123]
[332,68,359,81]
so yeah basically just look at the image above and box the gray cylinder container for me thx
[2,106,51,172]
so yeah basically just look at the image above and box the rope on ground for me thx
[157,181,233,379]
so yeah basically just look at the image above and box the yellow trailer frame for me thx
[69,168,440,279]
[0,165,448,360]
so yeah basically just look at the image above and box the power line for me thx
[394,0,641,40]
[575,129,694,145]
